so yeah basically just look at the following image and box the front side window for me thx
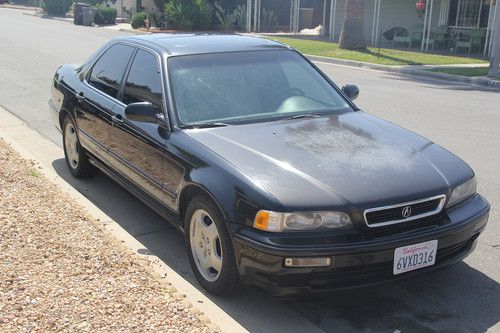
[122,50,163,112]
[168,50,352,126]
[88,44,135,98]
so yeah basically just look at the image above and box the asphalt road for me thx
[1,8,499,333]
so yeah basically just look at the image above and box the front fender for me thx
[171,132,283,226]
[183,163,282,226]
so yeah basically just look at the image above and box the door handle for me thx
[75,92,85,102]
[112,114,124,124]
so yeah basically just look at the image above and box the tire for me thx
[185,195,240,296]
[62,115,94,178]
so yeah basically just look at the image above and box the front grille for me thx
[364,195,446,228]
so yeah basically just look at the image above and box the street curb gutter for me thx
[119,28,151,35]
[305,54,500,90]
[0,107,248,333]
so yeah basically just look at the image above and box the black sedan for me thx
[49,34,490,296]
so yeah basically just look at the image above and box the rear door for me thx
[108,49,177,204]
[76,43,135,161]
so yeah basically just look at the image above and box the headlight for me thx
[446,177,477,208]
[253,210,352,232]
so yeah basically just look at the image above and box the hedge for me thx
[94,5,117,24]
[131,12,148,29]
[42,0,72,16]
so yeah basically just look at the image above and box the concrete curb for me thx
[118,27,151,35]
[305,54,500,90]
[0,107,248,333]
[21,11,73,23]
[0,4,39,10]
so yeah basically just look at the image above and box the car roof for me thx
[114,34,290,56]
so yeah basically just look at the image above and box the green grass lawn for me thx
[265,36,488,66]
[428,67,499,80]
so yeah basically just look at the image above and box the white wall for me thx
[106,0,156,18]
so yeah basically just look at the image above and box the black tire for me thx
[62,115,94,178]
[185,195,240,296]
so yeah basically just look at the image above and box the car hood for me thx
[184,112,473,210]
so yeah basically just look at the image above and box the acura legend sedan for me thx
[49,34,490,296]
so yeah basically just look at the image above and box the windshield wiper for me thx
[181,122,230,129]
[287,113,322,120]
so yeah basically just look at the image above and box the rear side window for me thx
[88,44,135,98]
[122,50,163,112]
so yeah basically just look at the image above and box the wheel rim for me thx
[189,209,223,282]
[64,122,79,169]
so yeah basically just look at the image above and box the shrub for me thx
[42,0,72,16]
[94,5,117,24]
[131,12,149,29]
[165,0,193,30]
[233,4,246,31]
[192,0,214,30]
[153,0,168,15]
[148,11,159,26]
[214,1,235,31]
[261,8,276,31]
[164,0,214,31]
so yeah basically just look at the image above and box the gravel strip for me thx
[0,138,217,333]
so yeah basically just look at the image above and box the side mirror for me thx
[125,102,164,124]
[342,84,360,100]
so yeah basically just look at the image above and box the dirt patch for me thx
[0,138,217,332]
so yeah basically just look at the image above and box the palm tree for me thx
[339,0,366,50]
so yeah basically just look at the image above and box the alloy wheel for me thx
[189,209,223,282]
[64,122,79,169]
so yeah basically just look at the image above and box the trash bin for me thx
[81,7,95,26]
[73,3,90,25]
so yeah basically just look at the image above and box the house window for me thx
[448,0,485,28]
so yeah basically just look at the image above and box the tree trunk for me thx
[339,0,366,49]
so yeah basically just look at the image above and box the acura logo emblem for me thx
[402,206,412,218]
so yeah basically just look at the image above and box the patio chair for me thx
[410,31,422,48]
[423,34,435,50]
[433,26,449,49]
[471,28,486,53]
[409,24,434,49]
[393,30,411,48]
[454,33,473,54]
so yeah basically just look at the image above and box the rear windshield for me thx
[167,50,352,126]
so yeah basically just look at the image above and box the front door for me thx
[76,43,135,162]
[108,49,179,205]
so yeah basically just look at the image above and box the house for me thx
[103,0,497,56]
[247,0,497,55]
[106,0,156,20]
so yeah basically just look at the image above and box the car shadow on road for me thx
[51,158,500,333]
[286,262,500,332]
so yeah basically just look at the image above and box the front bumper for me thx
[233,194,490,296]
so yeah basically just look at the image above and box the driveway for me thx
[0,8,499,333]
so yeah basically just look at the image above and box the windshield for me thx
[167,50,352,126]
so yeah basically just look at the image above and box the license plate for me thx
[393,240,438,275]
